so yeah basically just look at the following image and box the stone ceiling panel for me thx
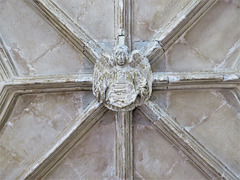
[152,89,240,177]
[44,110,116,180]
[53,0,115,49]
[162,0,240,72]
[0,91,94,179]
[133,0,190,42]
[0,0,93,76]
[133,109,208,180]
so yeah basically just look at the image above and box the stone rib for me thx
[114,0,133,50]
[142,0,217,63]
[152,71,240,90]
[115,111,133,180]
[0,74,92,132]
[18,100,107,180]
[0,86,19,132]
[138,100,238,180]
[12,74,93,92]
[28,0,108,64]
[0,36,18,81]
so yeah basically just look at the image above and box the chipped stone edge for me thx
[138,100,239,180]
[114,0,133,50]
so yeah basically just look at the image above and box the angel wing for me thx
[92,53,113,103]
[129,50,153,98]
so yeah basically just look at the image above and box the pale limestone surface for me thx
[133,110,207,180]
[0,0,93,76]
[0,92,94,179]
[164,0,240,72]
[192,101,240,177]
[44,110,116,180]
[133,0,190,41]
[53,0,114,45]
[152,89,240,177]
[0,0,240,179]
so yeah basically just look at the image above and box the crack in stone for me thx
[31,38,64,64]
[185,91,228,132]
[183,39,215,65]
[191,101,226,132]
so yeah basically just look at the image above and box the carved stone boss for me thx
[93,45,153,111]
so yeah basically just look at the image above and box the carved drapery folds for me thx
[93,45,152,111]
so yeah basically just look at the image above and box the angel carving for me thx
[93,45,152,111]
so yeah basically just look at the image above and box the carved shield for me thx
[93,45,152,111]
[106,71,137,108]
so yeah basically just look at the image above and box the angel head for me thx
[112,45,128,66]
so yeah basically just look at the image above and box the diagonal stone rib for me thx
[142,0,217,63]
[114,0,133,50]
[0,36,18,81]
[236,86,240,104]
[18,100,108,180]
[138,100,238,180]
[115,111,133,180]
[0,85,19,132]
[152,71,240,90]
[28,0,109,64]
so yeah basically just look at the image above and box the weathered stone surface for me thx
[0,92,94,179]
[0,0,93,76]
[165,0,240,72]
[133,0,190,41]
[44,110,116,180]
[153,89,240,177]
[93,45,152,111]
[53,0,114,43]
[0,0,239,179]
[133,110,208,180]
[153,90,223,128]
[192,103,240,177]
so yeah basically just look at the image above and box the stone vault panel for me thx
[44,110,116,180]
[0,0,93,76]
[133,0,190,42]
[53,0,115,46]
[151,0,240,73]
[133,109,208,180]
[0,91,94,179]
[152,89,240,177]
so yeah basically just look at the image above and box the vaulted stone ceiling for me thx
[0,0,239,179]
